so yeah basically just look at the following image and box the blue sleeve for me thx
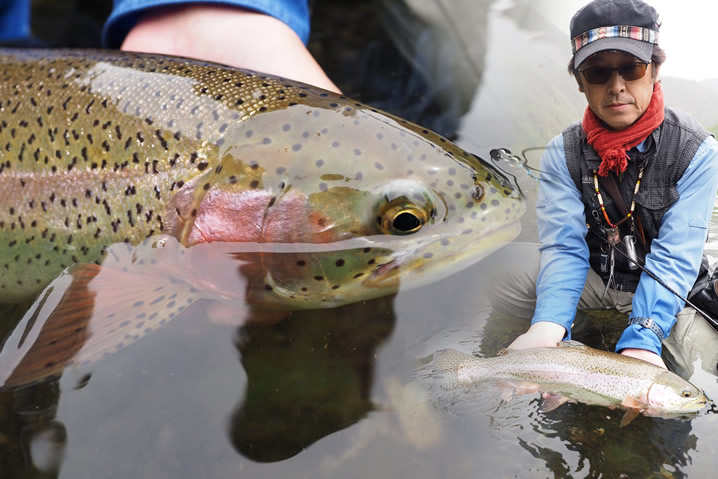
[617,135,718,355]
[0,0,30,42]
[532,134,591,336]
[103,0,311,48]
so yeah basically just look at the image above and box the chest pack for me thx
[563,107,711,292]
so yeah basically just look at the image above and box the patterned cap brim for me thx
[574,36,654,68]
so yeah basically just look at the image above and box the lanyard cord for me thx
[593,168,644,228]
[586,227,718,330]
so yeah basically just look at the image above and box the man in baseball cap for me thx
[500,0,718,381]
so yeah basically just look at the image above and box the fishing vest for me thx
[563,107,711,292]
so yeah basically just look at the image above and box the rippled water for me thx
[3,1,718,478]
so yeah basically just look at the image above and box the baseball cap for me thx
[570,0,660,68]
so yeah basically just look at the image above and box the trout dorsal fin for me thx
[0,262,202,390]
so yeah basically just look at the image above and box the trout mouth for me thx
[363,259,402,288]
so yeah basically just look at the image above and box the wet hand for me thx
[620,348,667,369]
[508,321,566,350]
[121,5,341,93]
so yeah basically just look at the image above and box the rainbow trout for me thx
[0,49,524,388]
[433,341,707,426]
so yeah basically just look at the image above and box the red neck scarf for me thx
[582,82,665,176]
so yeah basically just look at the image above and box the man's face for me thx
[578,50,659,130]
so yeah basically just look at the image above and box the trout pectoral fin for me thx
[619,407,642,427]
[540,394,570,412]
[0,263,201,390]
[618,395,647,426]
[620,395,645,409]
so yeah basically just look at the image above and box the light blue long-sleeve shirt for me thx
[0,0,310,47]
[534,132,718,355]
[104,0,310,47]
[0,0,30,42]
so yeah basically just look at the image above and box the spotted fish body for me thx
[433,341,707,425]
[0,48,524,308]
[0,49,526,388]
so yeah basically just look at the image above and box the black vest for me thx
[563,107,711,292]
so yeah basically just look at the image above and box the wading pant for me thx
[488,242,718,394]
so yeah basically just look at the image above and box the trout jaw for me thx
[364,218,522,292]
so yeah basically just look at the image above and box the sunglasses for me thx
[579,62,650,85]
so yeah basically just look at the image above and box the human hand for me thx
[508,321,566,350]
[121,4,341,93]
[620,348,667,369]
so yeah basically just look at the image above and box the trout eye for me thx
[392,211,422,233]
[681,389,693,398]
[379,202,428,235]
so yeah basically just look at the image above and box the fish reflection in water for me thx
[0,295,402,473]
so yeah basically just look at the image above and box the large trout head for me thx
[165,98,524,308]
[646,371,707,415]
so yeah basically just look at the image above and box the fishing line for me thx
[489,147,563,189]
[587,227,718,331]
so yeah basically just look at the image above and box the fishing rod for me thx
[587,227,718,331]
